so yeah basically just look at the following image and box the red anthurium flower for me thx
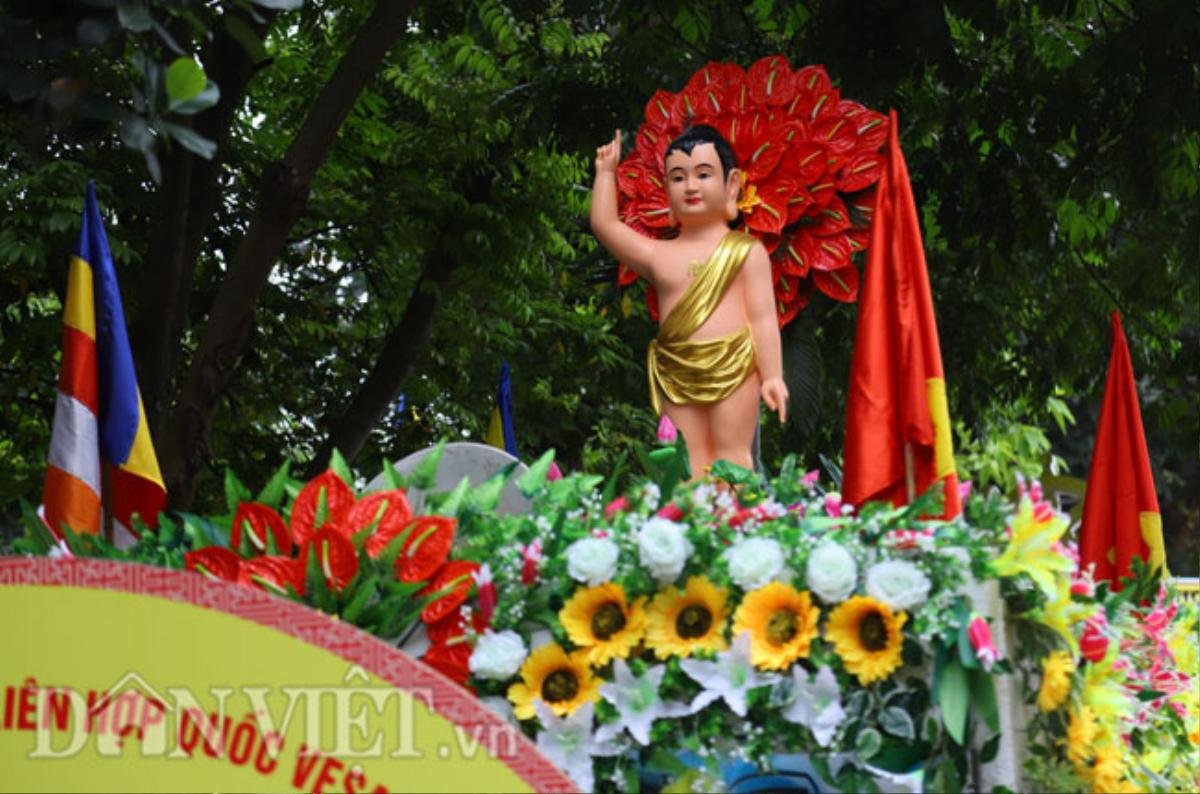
[520,538,543,586]
[231,502,291,557]
[837,150,885,193]
[813,264,860,302]
[394,516,455,583]
[748,55,797,108]
[421,560,480,624]
[239,555,305,597]
[790,65,837,120]
[807,195,852,237]
[185,546,241,582]
[289,470,355,547]
[346,490,412,535]
[422,638,472,687]
[1080,613,1111,663]
[301,528,359,592]
[643,89,676,130]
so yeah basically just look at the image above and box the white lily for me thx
[680,632,779,717]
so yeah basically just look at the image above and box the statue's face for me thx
[665,143,737,226]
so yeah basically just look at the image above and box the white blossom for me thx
[534,701,619,791]
[865,559,931,611]
[595,660,691,745]
[681,632,779,717]
[468,630,527,681]
[806,542,858,603]
[780,665,845,747]
[565,537,620,586]
[724,537,785,591]
[637,517,693,584]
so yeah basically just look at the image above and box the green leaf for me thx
[116,0,153,32]
[224,15,269,64]
[256,460,292,507]
[169,82,220,115]
[224,469,251,514]
[936,652,970,745]
[879,706,916,739]
[119,115,155,153]
[382,460,406,490]
[467,465,513,513]
[328,448,354,489]
[165,57,207,106]
[854,726,882,759]
[516,449,555,496]
[435,477,471,517]
[410,439,446,490]
[970,667,999,732]
[980,732,1001,764]
[341,575,377,624]
[160,122,217,159]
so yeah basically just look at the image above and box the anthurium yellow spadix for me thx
[990,498,1072,599]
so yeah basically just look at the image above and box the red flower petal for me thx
[185,546,241,582]
[813,114,858,155]
[642,89,676,130]
[646,285,660,322]
[300,528,359,592]
[747,55,796,108]
[231,502,291,557]
[836,150,884,193]
[425,608,468,644]
[790,65,836,120]
[420,560,480,624]
[803,233,852,271]
[854,109,889,151]
[772,240,810,278]
[422,640,472,687]
[239,554,305,597]
[289,470,355,548]
[813,263,860,302]
[395,516,455,583]
[807,195,852,236]
[350,490,413,556]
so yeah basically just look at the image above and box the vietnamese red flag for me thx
[1079,312,1166,587]
[842,110,960,518]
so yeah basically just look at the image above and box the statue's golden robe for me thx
[647,231,757,415]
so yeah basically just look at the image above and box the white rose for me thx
[468,630,527,681]
[724,537,785,591]
[637,517,693,584]
[805,543,858,603]
[566,537,619,586]
[865,559,931,611]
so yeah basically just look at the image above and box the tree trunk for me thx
[159,0,419,509]
[134,9,278,432]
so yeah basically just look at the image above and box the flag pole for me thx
[903,442,916,502]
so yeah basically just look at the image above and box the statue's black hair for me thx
[664,124,739,179]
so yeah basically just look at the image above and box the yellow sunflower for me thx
[824,595,907,685]
[559,582,646,666]
[506,643,601,720]
[1089,742,1125,793]
[645,576,729,659]
[1065,705,1098,767]
[1037,649,1075,712]
[732,582,820,670]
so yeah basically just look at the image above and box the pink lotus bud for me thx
[546,461,563,482]
[1079,613,1110,663]
[1030,479,1044,503]
[802,470,820,488]
[656,503,684,521]
[472,564,496,627]
[823,492,843,517]
[958,480,973,501]
[656,414,677,443]
[520,539,542,586]
[604,496,629,520]
[967,614,1000,671]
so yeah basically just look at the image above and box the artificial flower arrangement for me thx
[14,444,1198,793]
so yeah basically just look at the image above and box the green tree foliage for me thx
[1,1,1196,573]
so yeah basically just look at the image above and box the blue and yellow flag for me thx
[485,362,518,457]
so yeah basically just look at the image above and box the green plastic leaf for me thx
[970,667,999,732]
[980,733,1001,764]
[224,469,251,514]
[879,706,916,739]
[256,460,293,507]
[854,726,882,759]
[436,477,471,517]
[165,57,206,106]
[709,459,758,487]
[410,439,446,490]
[328,448,354,489]
[516,449,555,496]
[382,460,406,490]
[341,575,377,624]
[936,653,970,745]
[467,465,514,513]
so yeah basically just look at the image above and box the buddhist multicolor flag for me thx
[1079,312,1167,587]
[842,110,961,518]
[485,362,518,457]
[41,182,166,539]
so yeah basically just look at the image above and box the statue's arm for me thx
[590,129,656,279]
[744,242,789,423]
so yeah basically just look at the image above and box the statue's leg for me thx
[663,399,714,478]
[709,373,760,471]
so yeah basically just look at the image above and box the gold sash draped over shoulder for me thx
[647,231,758,414]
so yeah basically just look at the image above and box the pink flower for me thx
[656,414,678,443]
[885,528,935,551]
[546,461,563,482]
[823,492,843,517]
[958,480,973,501]
[473,564,496,627]
[966,614,1000,671]
[520,539,542,586]
[1079,613,1110,663]
[802,470,820,488]
[1070,579,1094,597]
[604,496,629,520]
[656,503,684,521]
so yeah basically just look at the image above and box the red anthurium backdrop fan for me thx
[615,56,888,327]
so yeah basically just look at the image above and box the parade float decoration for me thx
[614,56,889,324]
[12,445,1198,793]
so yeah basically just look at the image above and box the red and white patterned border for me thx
[0,557,576,793]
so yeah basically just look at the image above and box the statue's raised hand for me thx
[761,377,789,424]
[595,129,622,175]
